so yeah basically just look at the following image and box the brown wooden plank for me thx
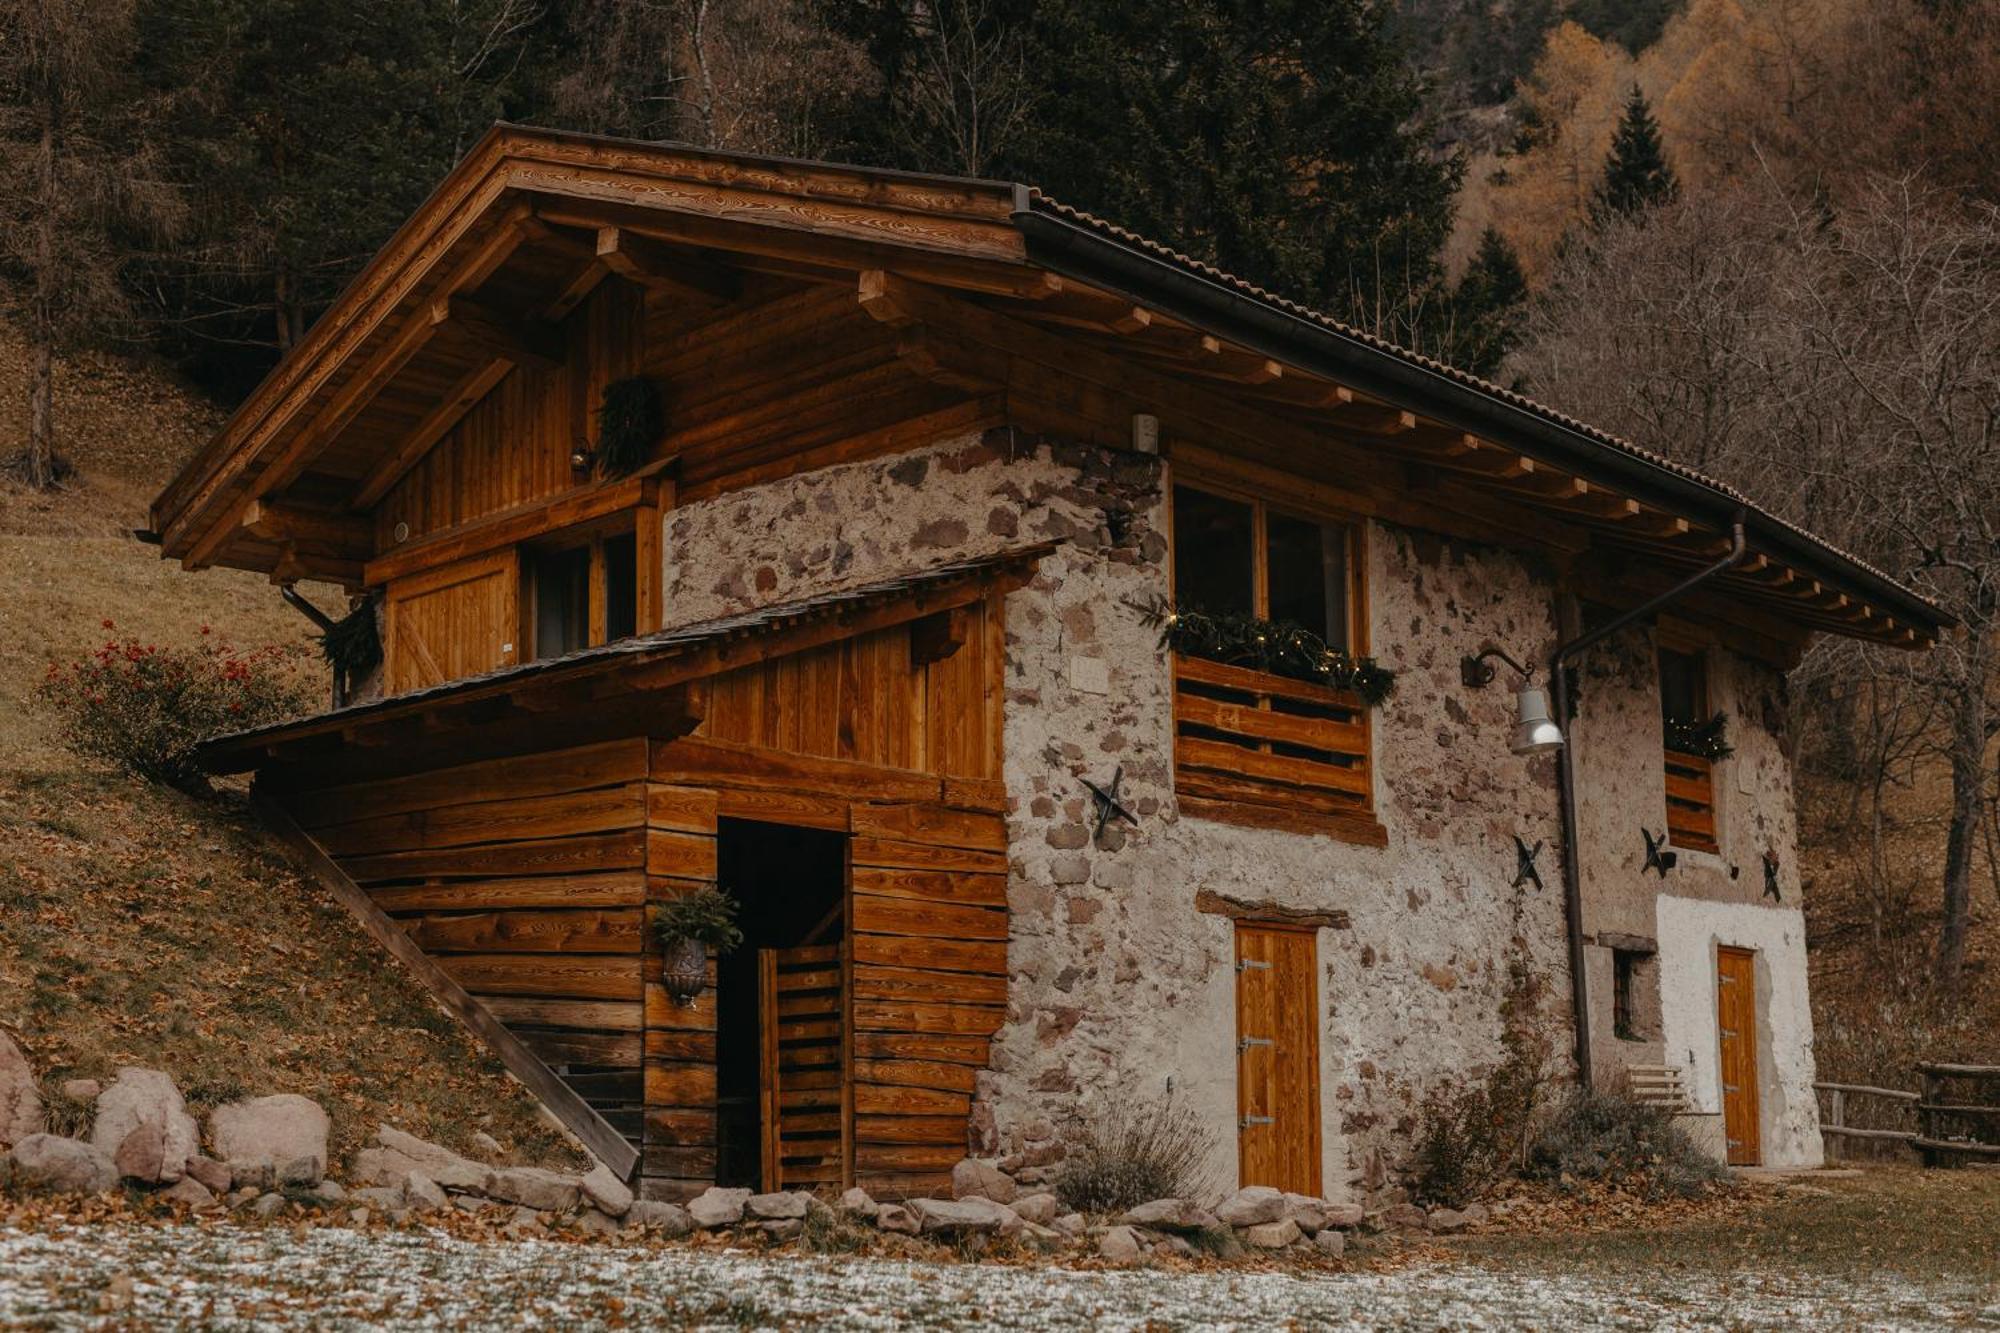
[651,737,940,802]
[852,965,1008,1006]
[1176,692,1367,756]
[852,1059,979,1093]
[1178,792,1388,846]
[715,787,851,831]
[853,1115,971,1145]
[644,983,718,1029]
[853,999,1005,1036]
[848,837,1008,875]
[644,784,719,833]
[252,796,638,1178]
[369,871,646,912]
[646,829,719,879]
[851,894,1008,942]
[439,953,642,1001]
[418,784,645,850]
[643,1107,718,1145]
[851,1032,990,1065]
[852,1084,970,1117]
[483,997,643,1031]
[848,803,1006,851]
[851,934,1006,976]
[1177,737,1370,798]
[644,1030,719,1062]
[645,1064,718,1106]
[642,1144,720,1176]
[1175,652,1367,710]
[343,829,647,882]
[518,1030,643,1067]
[291,738,649,828]
[850,867,1008,908]
[404,909,643,954]
[854,1143,964,1172]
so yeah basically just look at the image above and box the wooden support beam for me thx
[1325,389,1416,437]
[909,607,970,666]
[595,227,741,305]
[352,358,518,510]
[433,294,563,372]
[241,500,371,552]
[543,257,611,322]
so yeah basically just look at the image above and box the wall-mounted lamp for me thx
[570,438,596,473]
[1462,646,1565,756]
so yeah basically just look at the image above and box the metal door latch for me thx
[1236,959,1271,973]
[1238,1037,1274,1054]
[1240,1115,1275,1128]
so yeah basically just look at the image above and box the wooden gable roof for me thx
[150,125,1948,651]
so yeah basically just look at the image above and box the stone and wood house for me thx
[147,126,1947,1202]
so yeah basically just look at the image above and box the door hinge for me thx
[1236,959,1272,973]
[1238,1036,1274,1054]
[1240,1115,1275,1128]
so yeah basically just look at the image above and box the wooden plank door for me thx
[383,548,520,693]
[1716,945,1761,1166]
[758,944,846,1191]
[1235,923,1321,1195]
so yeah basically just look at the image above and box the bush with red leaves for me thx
[37,623,312,794]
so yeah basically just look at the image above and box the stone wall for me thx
[660,427,1815,1191]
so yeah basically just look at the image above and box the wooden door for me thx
[758,944,846,1191]
[1235,923,1321,1194]
[1716,945,1761,1166]
[383,549,520,693]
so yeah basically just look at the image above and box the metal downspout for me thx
[1552,517,1747,1088]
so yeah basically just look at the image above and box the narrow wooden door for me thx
[1235,923,1321,1195]
[383,549,519,693]
[1716,945,1761,1166]
[758,944,846,1191]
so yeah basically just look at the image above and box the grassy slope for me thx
[0,332,580,1171]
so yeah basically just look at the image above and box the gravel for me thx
[0,1218,1992,1330]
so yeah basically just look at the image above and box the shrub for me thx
[653,885,744,953]
[37,625,312,795]
[1527,1089,1727,1199]
[1052,1093,1216,1214]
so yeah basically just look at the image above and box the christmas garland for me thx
[595,376,665,479]
[1136,596,1396,705]
[318,597,382,681]
[1663,712,1732,760]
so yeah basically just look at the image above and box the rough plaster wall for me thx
[1655,896,1823,1168]
[1568,624,1804,1084]
[662,430,1578,1201]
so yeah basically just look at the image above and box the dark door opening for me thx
[713,817,846,1189]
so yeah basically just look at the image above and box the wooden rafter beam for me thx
[351,358,519,511]
[433,294,563,372]
[594,227,740,305]
[240,500,371,552]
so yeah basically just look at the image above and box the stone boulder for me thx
[1282,1193,1331,1233]
[838,1187,879,1218]
[90,1069,198,1184]
[11,1133,117,1194]
[747,1190,811,1220]
[1380,1202,1428,1231]
[875,1203,918,1234]
[1318,1201,1365,1229]
[687,1186,751,1229]
[0,1031,43,1147]
[209,1095,330,1187]
[1216,1185,1286,1228]
[627,1200,693,1235]
[949,1158,1017,1203]
[1098,1225,1144,1264]
[1312,1228,1346,1258]
[1011,1191,1059,1227]
[908,1195,1020,1236]
[1244,1217,1301,1249]
[1121,1198,1221,1233]
[160,1175,216,1208]
[581,1162,633,1218]
[355,1126,489,1193]
[184,1156,233,1195]
[1427,1207,1470,1234]
[403,1173,448,1212]
[486,1166,582,1213]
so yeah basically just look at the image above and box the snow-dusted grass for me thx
[0,1218,1993,1330]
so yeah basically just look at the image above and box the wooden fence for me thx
[1816,1063,2000,1166]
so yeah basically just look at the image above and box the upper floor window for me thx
[526,527,641,661]
[1168,478,1378,845]
[1659,642,1720,854]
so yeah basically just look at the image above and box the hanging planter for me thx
[594,375,665,479]
[653,886,743,1006]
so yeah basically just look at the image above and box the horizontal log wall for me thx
[286,738,654,1150]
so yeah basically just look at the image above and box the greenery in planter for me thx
[594,375,665,479]
[1135,595,1396,704]
[317,597,382,681]
[654,885,743,954]
[1663,712,1732,760]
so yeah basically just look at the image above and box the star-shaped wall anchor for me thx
[1081,765,1139,842]
[1642,828,1678,879]
[1512,836,1545,891]
[1763,851,1783,902]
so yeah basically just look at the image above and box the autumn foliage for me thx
[37,624,310,794]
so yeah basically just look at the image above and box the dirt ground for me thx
[0,1167,1994,1330]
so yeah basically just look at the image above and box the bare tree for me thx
[0,0,180,488]
[1514,175,2000,995]
[887,0,1036,177]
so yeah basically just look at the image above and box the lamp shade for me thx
[1511,685,1565,755]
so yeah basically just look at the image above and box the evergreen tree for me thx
[1448,227,1528,377]
[1592,85,1679,221]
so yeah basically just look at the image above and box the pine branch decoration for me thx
[1135,596,1396,705]
[1663,712,1732,761]
[318,597,382,680]
[595,376,664,479]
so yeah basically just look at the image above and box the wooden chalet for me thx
[152,126,1946,1197]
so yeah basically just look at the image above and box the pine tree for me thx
[1592,85,1679,221]
[1449,228,1528,377]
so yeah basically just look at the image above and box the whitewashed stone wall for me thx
[661,428,1815,1191]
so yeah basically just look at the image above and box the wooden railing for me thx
[1815,1080,1919,1160]
[1917,1064,2000,1165]
[1172,654,1382,845]
[1664,750,1719,854]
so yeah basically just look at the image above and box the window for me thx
[1168,479,1376,844]
[1659,642,1719,854]
[526,526,643,661]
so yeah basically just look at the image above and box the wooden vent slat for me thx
[1664,751,1719,854]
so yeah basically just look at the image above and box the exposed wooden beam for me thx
[594,227,740,305]
[433,294,563,372]
[240,500,371,552]
[351,358,518,510]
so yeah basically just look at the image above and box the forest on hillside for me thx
[0,0,1995,1030]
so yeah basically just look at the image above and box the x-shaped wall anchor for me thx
[1642,828,1678,878]
[1081,765,1139,841]
[1512,836,1545,890]
[1763,851,1783,902]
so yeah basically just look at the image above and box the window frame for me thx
[1657,626,1721,856]
[1165,464,1380,846]
[521,513,647,661]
